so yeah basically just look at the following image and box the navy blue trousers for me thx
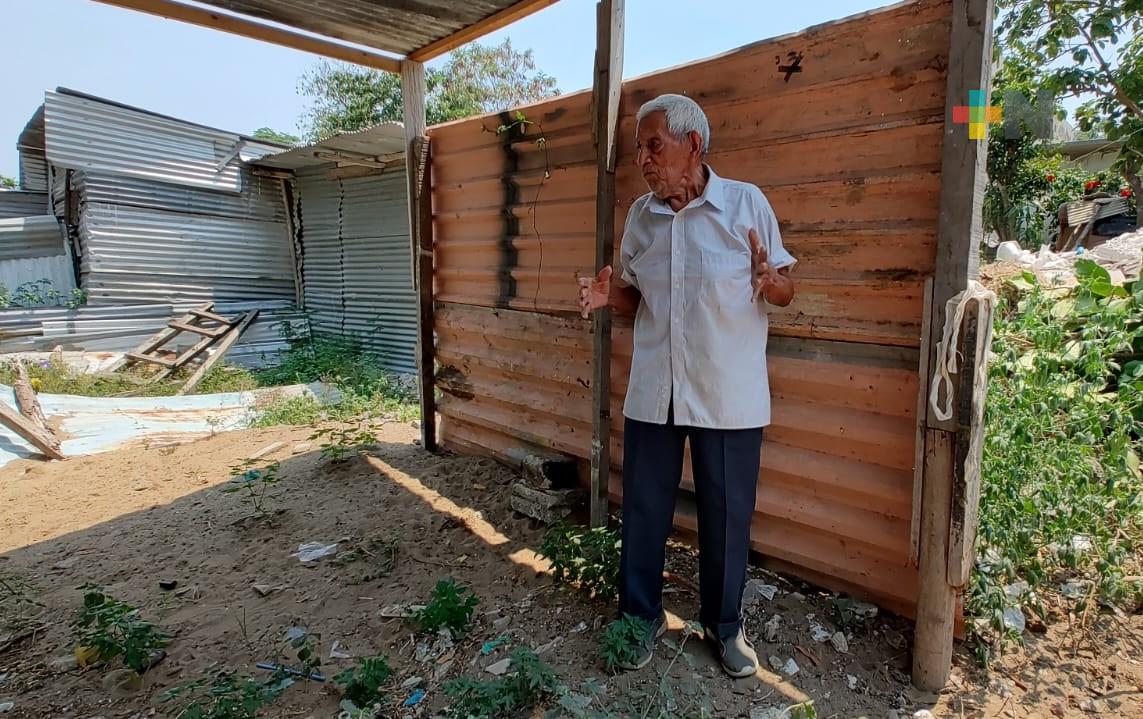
[618,409,763,640]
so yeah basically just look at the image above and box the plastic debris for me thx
[768,656,784,673]
[485,657,512,675]
[329,641,351,660]
[403,689,426,707]
[830,632,849,653]
[0,702,12,713]
[284,627,306,641]
[1071,535,1094,553]
[913,711,936,719]
[1061,580,1089,599]
[764,614,782,643]
[809,624,832,643]
[380,604,425,618]
[1002,607,1026,633]
[782,658,799,676]
[401,676,424,689]
[847,674,858,690]
[852,601,879,620]
[293,542,339,562]
[571,621,588,633]
[743,579,779,608]
[1004,581,1029,600]
[159,579,178,591]
[750,708,783,719]
[481,636,509,655]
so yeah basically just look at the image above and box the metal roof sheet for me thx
[250,123,407,170]
[0,215,67,261]
[0,191,50,220]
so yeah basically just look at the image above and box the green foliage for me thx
[0,175,16,189]
[540,523,621,603]
[72,586,169,673]
[251,331,418,427]
[0,279,87,309]
[443,648,559,719]
[970,267,1143,664]
[599,616,649,674]
[0,355,256,398]
[251,127,301,146]
[334,655,393,712]
[286,631,321,681]
[310,425,378,462]
[996,0,1143,221]
[415,578,479,636]
[299,38,558,141]
[221,460,282,518]
[160,671,294,719]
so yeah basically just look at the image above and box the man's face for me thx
[635,111,701,198]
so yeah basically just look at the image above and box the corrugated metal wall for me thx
[18,151,48,193]
[294,168,417,374]
[72,170,296,306]
[0,215,75,308]
[43,90,282,193]
[0,192,49,219]
[429,0,951,618]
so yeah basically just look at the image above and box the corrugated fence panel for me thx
[0,216,67,261]
[44,90,281,193]
[76,170,285,222]
[429,0,953,617]
[0,191,49,219]
[19,150,48,193]
[78,203,295,305]
[295,168,417,374]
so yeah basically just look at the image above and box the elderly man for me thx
[578,94,796,676]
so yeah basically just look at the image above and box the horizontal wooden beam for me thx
[408,0,559,61]
[92,0,403,73]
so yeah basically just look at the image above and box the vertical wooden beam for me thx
[589,0,624,528]
[279,178,304,310]
[402,60,436,452]
[913,0,994,693]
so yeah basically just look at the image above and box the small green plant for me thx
[443,648,559,719]
[160,671,294,719]
[334,655,393,714]
[599,615,651,674]
[541,523,621,603]
[310,425,378,462]
[221,460,282,518]
[0,279,88,309]
[71,586,169,673]
[415,578,479,636]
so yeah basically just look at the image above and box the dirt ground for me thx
[0,423,1140,718]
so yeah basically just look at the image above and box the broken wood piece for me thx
[168,320,229,338]
[175,310,259,396]
[510,482,585,509]
[127,351,177,369]
[189,308,230,324]
[0,399,64,460]
[148,333,220,383]
[248,441,285,461]
[13,361,50,432]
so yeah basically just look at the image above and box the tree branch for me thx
[1076,19,1143,123]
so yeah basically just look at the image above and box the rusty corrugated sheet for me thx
[429,0,953,617]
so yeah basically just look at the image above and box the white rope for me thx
[929,280,996,423]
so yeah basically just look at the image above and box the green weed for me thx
[0,357,256,398]
[972,262,1143,664]
[599,615,650,674]
[221,460,282,518]
[540,523,621,603]
[415,578,479,636]
[160,670,294,719]
[334,655,393,713]
[311,425,378,462]
[444,648,559,719]
[71,586,169,673]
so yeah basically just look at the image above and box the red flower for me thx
[1085,180,1100,191]
[1122,188,1134,198]
[1046,174,1056,182]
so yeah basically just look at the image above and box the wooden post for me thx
[913,0,994,693]
[402,60,436,452]
[588,0,624,528]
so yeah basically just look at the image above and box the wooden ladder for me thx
[107,303,260,394]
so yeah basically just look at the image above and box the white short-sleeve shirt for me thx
[619,166,796,429]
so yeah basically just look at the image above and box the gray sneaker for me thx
[616,613,668,671]
[706,625,759,678]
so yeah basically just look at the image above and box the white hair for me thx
[635,94,710,154]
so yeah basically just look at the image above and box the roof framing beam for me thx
[93,0,403,73]
[408,0,559,61]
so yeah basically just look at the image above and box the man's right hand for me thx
[577,266,612,319]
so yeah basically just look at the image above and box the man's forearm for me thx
[609,283,641,315]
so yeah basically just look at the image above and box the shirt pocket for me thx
[699,248,751,308]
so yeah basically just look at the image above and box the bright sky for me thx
[3,0,940,178]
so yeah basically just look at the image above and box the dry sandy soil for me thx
[0,422,1140,718]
